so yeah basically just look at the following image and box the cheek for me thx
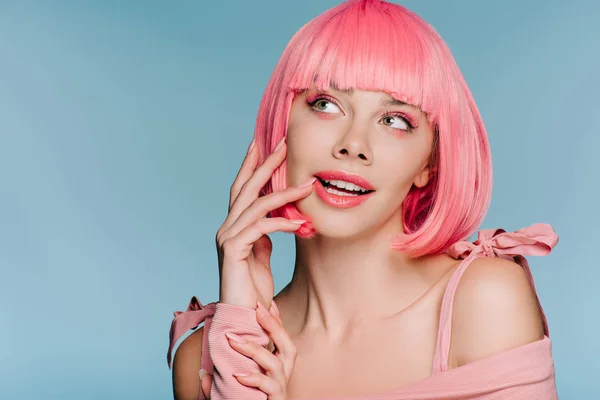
[286,114,332,183]
[379,143,430,189]
[287,133,326,172]
[287,111,336,160]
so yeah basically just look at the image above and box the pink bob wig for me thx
[253,0,492,257]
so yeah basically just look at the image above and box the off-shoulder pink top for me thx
[168,223,559,399]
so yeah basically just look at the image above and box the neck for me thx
[282,221,425,339]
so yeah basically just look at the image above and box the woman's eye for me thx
[381,115,410,130]
[311,99,341,114]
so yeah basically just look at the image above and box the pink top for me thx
[168,223,559,399]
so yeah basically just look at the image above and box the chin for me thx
[310,216,369,239]
[295,195,381,239]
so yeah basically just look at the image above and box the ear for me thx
[413,165,431,188]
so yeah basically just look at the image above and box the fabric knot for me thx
[173,296,202,318]
[448,223,558,260]
[168,296,214,368]
[480,240,496,257]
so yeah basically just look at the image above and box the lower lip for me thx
[314,178,374,209]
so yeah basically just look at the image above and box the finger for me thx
[225,137,287,228]
[269,300,282,323]
[252,234,273,272]
[256,303,297,380]
[233,372,285,399]
[221,218,305,262]
[219,178,315,243]
[199,369,213,400]
[226,332,287,385]
[229,139,260,210]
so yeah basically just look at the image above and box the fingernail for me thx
[256,301,269,317]
[270,300,280,317]
[297,177,317,189]
[291,219,306,225]
[225,332,247,344]
[233,372,250,378]
[246,139,256,154]
[274,137,286,151]
[199,369,208,379]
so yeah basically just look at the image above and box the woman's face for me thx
[286,87,435,239]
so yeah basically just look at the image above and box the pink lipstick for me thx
[313,170,375,209]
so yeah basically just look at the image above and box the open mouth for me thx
[316,177,374,197]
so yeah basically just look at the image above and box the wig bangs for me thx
[284,0,443,123]
[257,0,492,255]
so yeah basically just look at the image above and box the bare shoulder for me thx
[172,327,203,400]
[448,257,544,368]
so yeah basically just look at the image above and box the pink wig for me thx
[253,0,492,257]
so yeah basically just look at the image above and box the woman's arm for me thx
[172,328,206,400]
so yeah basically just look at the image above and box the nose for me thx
[332,124,373,165]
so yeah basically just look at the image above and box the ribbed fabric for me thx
[168,223,559,399]
[167,296,215,370]
[208,303,270,399]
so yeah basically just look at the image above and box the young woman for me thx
[168,1,559,399]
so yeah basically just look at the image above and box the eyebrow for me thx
[322,81,413,109]
[381,97,409,107]
[329,81,354,94]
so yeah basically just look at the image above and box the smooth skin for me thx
[172,89,544,399]
[216,137,314,310]
[174,139,305,400]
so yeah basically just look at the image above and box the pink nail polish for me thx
[270,300,280,317]
[246,139,256,154]
[233,372,250,378]
[297,177,317,189]
[273,137,286,151]
[256,301,269,317]
[225,332,246,344]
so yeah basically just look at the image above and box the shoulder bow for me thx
[448,223,559,260]
[167,296,216,368]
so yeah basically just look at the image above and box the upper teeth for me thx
[323,179,369,193]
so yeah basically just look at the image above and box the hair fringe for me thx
[254,0,492,256]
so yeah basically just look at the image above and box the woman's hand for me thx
[199,301,298,400]
[215,137,315,308]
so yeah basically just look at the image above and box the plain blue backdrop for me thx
[0,0,598,398]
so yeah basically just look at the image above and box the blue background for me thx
[0,0,597,398]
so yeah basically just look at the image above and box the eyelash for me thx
[306,94,339,111]
[381,110,417,131]
[306,94,417,132]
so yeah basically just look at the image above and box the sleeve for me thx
[208,302,270,400]
[167,296,216,369]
